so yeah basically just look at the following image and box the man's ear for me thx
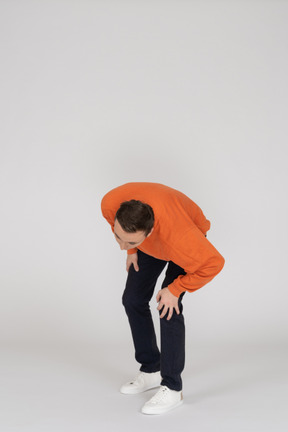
[147,227,154,238]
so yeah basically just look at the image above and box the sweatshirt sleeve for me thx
[101,193,115,226]
[167,228,225,297]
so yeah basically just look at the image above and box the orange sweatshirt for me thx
[101,182,225,297]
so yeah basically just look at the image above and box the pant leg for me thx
[160,261,186,391]
[122,250,167,373]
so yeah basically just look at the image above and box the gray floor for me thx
[1,339,287,432]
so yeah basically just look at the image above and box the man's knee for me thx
[122,289,136,310]
[122,288,147,311]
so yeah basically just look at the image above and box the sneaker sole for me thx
[120,384,161,395]
[141,399,183,415]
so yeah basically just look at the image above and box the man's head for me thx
[114,200,154,250]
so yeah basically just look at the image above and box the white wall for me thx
[0,0,287,348]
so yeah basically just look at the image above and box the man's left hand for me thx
[156,288,180,321]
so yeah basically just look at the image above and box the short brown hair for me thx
[115,200,154,236]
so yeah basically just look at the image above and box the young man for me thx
[101,182,224,415]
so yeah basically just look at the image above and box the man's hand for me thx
[126,252,139,272]
[156,288,180,321]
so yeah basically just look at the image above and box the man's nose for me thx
[120,242,126,250]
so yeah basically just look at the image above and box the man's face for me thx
[113,219,149,250]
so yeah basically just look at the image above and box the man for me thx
[101,182,224,415]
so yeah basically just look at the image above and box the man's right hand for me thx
[126,252,139,272]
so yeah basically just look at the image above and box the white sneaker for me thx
[141,385,183,415]
[120,371,161,394]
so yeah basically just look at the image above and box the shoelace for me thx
[149,386,169,403]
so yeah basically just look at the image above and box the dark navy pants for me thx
[122,250,186,391]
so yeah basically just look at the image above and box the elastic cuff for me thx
[127,248,138,255]
[167,284,185,298]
